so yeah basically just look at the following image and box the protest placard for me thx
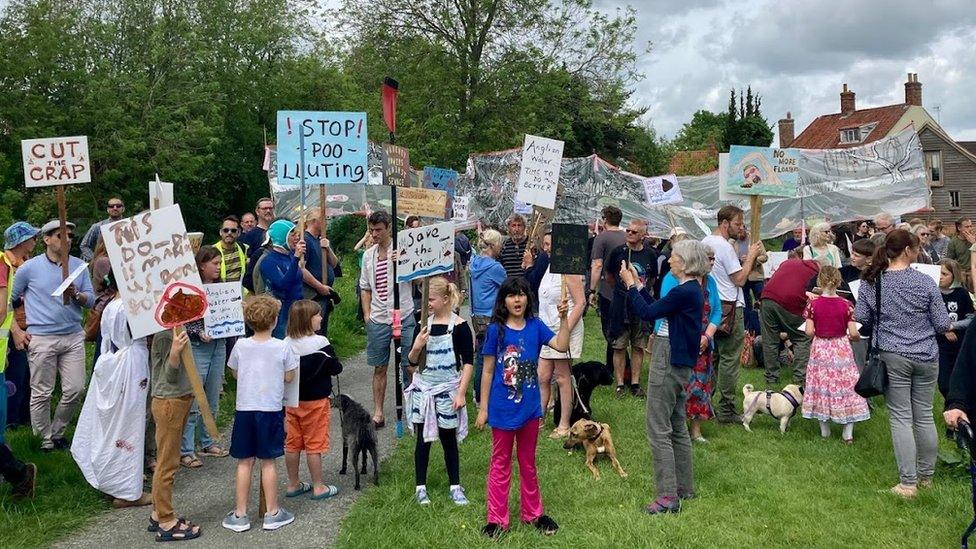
[642,173,683,207]
[515,134,563,209]
[424,166,458,216]
[382,144,410,187]
[911,263,941,286]
[149,178,174,210]
[396,221,455,282]
[550,223,589,275]
[396,187,448,219]
[101,205,202,338]
[513,200,533,215]
[452,196,470,222]
[203,282,245,339]
[764,252,789,279]
[276,111,368,185]
[21,136,91,187]
[728,145,799,198]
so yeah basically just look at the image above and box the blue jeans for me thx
[5,338,30,427]
[181,338,226,455]
[743,280,764,334]
[0,372,7,445]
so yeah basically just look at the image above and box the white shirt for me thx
[227,338,299,412]
[358,243,414,324]
[702,234,744,306]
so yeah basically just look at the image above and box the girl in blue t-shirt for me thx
[476,277,569,539]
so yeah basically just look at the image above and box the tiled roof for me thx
[790,104,910,149]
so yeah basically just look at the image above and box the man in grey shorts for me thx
[359,211,416,428]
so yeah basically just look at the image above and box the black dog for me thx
[552,361,613,427]
[337,394,379,490]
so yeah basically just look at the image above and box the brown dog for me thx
[563,419,627,480]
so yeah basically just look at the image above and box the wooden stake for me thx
[320,185,329,284]
[749,195,763,244]
[152,173,161,211]
[417,278,430,372]
[174,326,220,440]
[57,185,70,305]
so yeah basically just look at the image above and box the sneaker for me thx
[615,385,626,399]
[692,436,708,444]
[262,507,295,530]
[482,523,504,539]
[888,484,917,499]
[531,514,559,535]
[449,486,469,506]
[52,437,70,450]
[222,511,251,533]
[918,477,933,489]
[631,385,646,399]
[677,490,696,501]
[643,496,681,515]
[415,487,431,505]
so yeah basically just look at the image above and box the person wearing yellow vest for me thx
[0,221,39,499]
[214,216,248,284]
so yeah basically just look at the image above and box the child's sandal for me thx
[156,519,201,542]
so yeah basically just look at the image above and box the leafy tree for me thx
[672,109,726,152]
[724,87,773,148]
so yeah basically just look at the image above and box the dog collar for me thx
[589,424,604,440]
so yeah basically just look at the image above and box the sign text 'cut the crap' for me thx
[396,221,455,283]
[21,136,92,187]
[276,111,368,185]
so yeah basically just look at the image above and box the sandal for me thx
[199,445,229,458]
[548,427,569,440]
[156,519,202,542]
[311,485,340,500]
[285,482,312,498]
[180,455,203,469]
[148,516,186,533]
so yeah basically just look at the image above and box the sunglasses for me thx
[221,227,239,234]
[50,232,75,240]
[708,256,715,261]
[107,203,124,209]
[625,229,642,234]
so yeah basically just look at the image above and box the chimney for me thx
[905,73,922,106]
[778,112,795,148]
[840,83,856,114]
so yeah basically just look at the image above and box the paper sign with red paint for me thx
[276,111,368,185]
[155,282,209,329]
[21,136,91,187]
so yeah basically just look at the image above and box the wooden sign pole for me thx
[152,173,162,210]
[57,185,70,305]
[174,326,220,439]
[417,278,430,372]
[749,195,763,244]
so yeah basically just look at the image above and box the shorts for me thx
[540,321,585,360]
[230,410,285,460]
[285,399,332,453]
[612,320,651,351]
[365,316,417,369]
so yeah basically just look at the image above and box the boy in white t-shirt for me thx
[222,295,299,533]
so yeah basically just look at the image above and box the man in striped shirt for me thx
[498,214,528,279]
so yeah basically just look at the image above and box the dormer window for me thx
[840,128,861,143]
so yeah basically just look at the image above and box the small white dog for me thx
[741,384,804,434]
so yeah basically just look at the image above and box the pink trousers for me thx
[486,420,543,529]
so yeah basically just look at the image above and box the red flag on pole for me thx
[382,77,399,135]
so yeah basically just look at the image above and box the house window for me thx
[840,128,861,143]
[950,190,961,209]
[925,150,943,186]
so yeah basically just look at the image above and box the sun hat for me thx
[4,222,40,250]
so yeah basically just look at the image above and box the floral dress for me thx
[685,284,714,420]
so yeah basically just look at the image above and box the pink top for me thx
[804,295,852,338]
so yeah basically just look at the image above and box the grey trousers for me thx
[714,308,744,419]
[759,299,811,385]
[881,352,938,486]
[645,339,694,498]
[27,331,86,447]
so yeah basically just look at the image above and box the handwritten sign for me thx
[21,136,91,187]
[154,282,208,328]
[396,221,455,282]
[423,166,457,216]
[276,111,367,185]
[642,174,683,207]
[513,200,533,215]
[452,196,470,222]
[515,134,563,209]
[101,205,202,338]
[203,283,245,339]
[396,187,448,219]
[728,145,799,198]
[550,223,589,275]
[382,144,410,187]
[764,252,789,279]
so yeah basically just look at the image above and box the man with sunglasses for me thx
[80,198,125,261]
[214,215,247,284]
[10,220,94,452]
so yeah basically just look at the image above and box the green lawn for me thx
[336,310,972,548]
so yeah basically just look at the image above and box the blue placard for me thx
[727,145,799,198]
[276,111,367,185]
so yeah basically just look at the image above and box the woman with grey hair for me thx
[802,223,842,268]
[911,223,937,264]
[619,239,707,515]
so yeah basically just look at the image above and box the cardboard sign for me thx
[423,166,458,216]
[149,179,174,209]
[276,111,367,185]
[396,221,455,282]
[452,196,470,222]
[382,144,410,187]
[515,134,563,209]
[101,205,202,338]
[764,252,789,279]
[203,282,245,339]
[21,136,91,187]
[396,187,448,219]
[728,145,799,198]
[550,223,589,275]
[642,173,683,207]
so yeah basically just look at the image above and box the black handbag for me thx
[855,274,888,398]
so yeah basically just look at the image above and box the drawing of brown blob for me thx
[160,289,206,324]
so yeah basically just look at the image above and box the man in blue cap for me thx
[259,219,305,338]
[1,222,39,429]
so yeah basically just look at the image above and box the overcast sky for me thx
[598,0,976,141]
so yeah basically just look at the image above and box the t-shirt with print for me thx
[702,234,743,306]
[227,337,299,412]
[590,229,627,300]
[940,286,975,334]
[481,317,555,430]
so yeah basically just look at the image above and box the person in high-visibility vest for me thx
[0,221,39,498]
[2,222,38,429]
[214,215,248,284]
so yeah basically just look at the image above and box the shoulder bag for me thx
[854,274,888,398]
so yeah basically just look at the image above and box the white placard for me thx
[149,179,174,210]
[452,196,470,222]
[911,263,941,286]
[203,283,245,339]
[848,279,862,301]
[513,200,533,215]
[396,221,455,283]
[51,263,89,297]
[515,134,563,209]
[21,136,91,187]
[642,174,683,207]
[100,205,202,338]
[764,252,789,279]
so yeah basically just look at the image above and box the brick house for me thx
[779,74,976,225]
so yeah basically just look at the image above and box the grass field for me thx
[336,310,972,549]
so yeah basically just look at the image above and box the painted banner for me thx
[101,205,202,338]
[382,144,410,187]
[642,173,683,207]
[515,134,563,209]
[549,223,589,275]
[203,282,245,339]
[21,136,91,187]
[396,221,455,282]
[424,166,458,216]
[396,187,448,219]
[149,178,174,210]
[276,111,367,185]
[727,145,799,198]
